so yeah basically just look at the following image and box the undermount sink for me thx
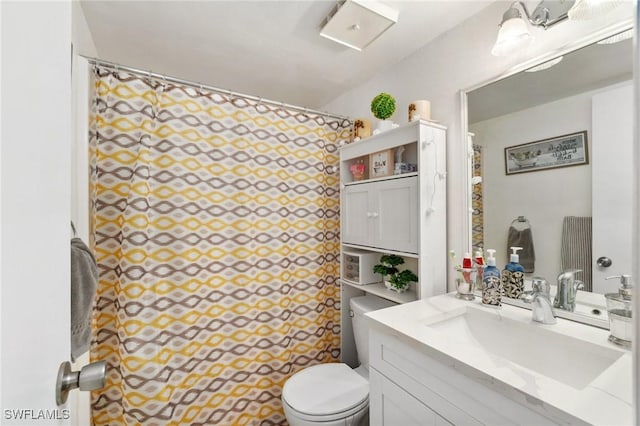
[425,306,624,389]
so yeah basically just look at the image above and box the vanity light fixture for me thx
[568,0,622,20]
[319,0,399,51]
[491,1,575,56]
[492,0,624,56]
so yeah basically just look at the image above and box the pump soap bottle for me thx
[482,249,502,306]
[503,247,525,299]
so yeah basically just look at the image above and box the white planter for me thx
[385,280,408,293]
[376,120,395,132]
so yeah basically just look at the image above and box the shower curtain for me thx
[472,144,484,251]
[89,66,351,425]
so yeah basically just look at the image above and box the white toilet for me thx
[282,295,396,426]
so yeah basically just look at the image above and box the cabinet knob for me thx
[371,212,379,218]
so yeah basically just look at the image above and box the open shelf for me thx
[343,172,418,187]
[341,279,418,304]
[342,243,419,259]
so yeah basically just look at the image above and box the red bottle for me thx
[462,252,472,282]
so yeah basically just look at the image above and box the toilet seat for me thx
[282,363,369,422]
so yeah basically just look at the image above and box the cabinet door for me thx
[373,177,418,253]
[342,184,372,246]
[370,368,452,426]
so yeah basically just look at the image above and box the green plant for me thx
[389,269,419,290]
[373,254,403,276]
[373,255,418,290]
[370,93,396,120]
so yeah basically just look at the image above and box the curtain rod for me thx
[83,56,351,122]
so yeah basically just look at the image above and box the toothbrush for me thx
[449,250,459,267]
[449,250,465,281]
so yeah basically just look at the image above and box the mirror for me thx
[463,28,633,323]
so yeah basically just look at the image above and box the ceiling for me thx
[81,0,493,109]
[468,34,632,124]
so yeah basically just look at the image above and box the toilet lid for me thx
[282,363,368,416]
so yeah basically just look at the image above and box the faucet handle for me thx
[520,290,535,303]
[531,277,549,295]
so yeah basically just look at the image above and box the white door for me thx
[342,184,372,247]
[1,2,73,424]
[375,176,419,254]
[592,83,633,293]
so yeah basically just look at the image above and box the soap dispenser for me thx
[482,249,502,306]
[604,274,633,348]
[502,247,525,299]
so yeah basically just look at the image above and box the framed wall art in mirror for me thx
[504,130,589,175]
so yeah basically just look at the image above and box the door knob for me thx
[56,360,107,405]
[597,256,612,268]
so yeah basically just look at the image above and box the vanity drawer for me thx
[370,367,452,426]
[369,327,557,425]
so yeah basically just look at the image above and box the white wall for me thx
[470,90,594,280]
[72,2,97,59]
[71,0,97,239]
[322,1,634,290]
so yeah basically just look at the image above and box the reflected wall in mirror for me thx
[466,29,633,298]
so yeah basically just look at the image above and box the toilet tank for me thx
[349,295,396,369]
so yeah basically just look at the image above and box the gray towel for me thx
[71,237,98,361]
[507,226,535,273]
[560,216,592,292]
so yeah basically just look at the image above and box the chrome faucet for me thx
[521,277,556,324]
[554,270,584,312]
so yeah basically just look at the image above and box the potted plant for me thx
[373,254,418,293]
[371,92,396,132]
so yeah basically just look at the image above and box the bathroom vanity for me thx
[366,294,632,425]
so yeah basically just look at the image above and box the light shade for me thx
[524,56,563,72]
[597,28,633,45]
[491,12,533,57]
[568,0,623,20]
[319,0,399,51]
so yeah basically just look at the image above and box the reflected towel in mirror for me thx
[560,216,592,292]
[507,225,535,273]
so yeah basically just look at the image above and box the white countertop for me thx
[366,293,632,425]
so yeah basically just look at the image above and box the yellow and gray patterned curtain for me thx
[472,144,484,251]
[89,66,350,425]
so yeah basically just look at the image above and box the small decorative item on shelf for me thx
[349,159,367,181]
[392,146,417,175]
[393,163,417,175]
[352,118,371,142]
[369,149,394,178]
[373,254,418,293]
[371,92,396,133]
[408,100,431,122]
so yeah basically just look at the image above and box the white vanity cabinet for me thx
[369,326,561,426]
[342,176,418,254]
